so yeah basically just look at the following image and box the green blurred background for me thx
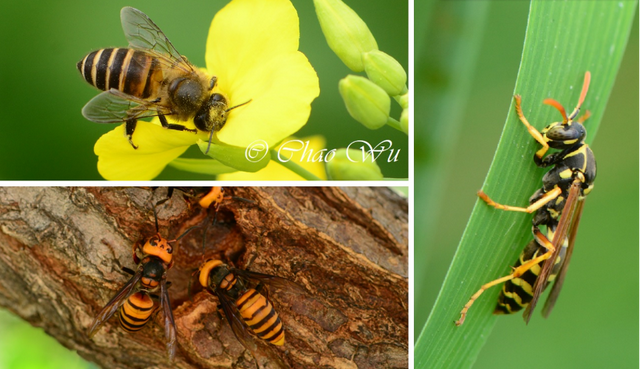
[415,1,638,369]
[0,0,407,180]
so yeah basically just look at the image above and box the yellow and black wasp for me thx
[77,7,249,151]
[195,257,307,367]
[87,203,195,360]
[456,72,595,325]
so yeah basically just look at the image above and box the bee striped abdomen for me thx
[118,291,154,332]
[236,289,285,346]
[77,48,162,99]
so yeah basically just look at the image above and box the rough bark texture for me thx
[0,187,407,369]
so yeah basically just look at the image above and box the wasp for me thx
[196,259,306,365]
[456,72,595,325]
[87,204,195,360]
[77,7,249,151]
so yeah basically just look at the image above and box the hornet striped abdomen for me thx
[197,259,302,350]
[77,48,163,100]
[237,288,285,345]
[118,291,155,332]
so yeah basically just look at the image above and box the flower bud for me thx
[326,148,383,180]
[339,75,390,130]
[400,108,408,134]
[398,92,409,110]
[363,50,407,96]
[314,0,378,72]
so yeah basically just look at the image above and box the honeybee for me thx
[87,206,195,360]
[77,7,249,151]
[197,259,306,365]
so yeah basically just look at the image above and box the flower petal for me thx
[206,0,320,148]
[94,121,197,180]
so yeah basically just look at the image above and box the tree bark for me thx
[0,187,407,369]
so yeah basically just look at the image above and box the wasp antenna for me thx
[577,71,591,111]
[169,225,199,243]
[225,99,252,112]
[230,196,255,204]
[153,204,161,233]
[543,98,568,123]
[565,71,591,121]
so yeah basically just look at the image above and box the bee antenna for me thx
[225,99,252,113]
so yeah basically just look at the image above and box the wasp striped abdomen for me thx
[118,291,155,331]
[237,289,285,346]
[77,48,162,99]
[494,231,568,315]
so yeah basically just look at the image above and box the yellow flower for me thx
[218,135,328,180]
[94,0,320,180]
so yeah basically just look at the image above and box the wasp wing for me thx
[82,89,171,124]
[87,269,143,338]
[216,290,262,366]
[160,278,177,360]
[542,198,585,318]
[216,291,287,369]
[120,7,194,74]
[233,269,308,296]
[524,178,582,323]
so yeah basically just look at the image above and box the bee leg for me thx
[455,227,556,326]
[477,186,562,214]
[125,118,139,149]
[158,113,198,134]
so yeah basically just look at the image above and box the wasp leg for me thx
[125,118,139,149]
[514,95,549,160]
[576,110,591,124]
[477,186,562,214]
[132,241,143,264]
[455,227,556,326]
[158,114,198,134]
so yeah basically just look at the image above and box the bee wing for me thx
[82,89,171,124]
[120,7,194,74]
[160,277,177,360]
[542,199,585,318]
[87,269,143,338]
[524,178,583,323]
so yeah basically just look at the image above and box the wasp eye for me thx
[150,238,158,246]
[167,246,173,254]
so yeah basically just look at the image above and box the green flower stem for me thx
[270,149,322,180]
[386,117,404,133]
